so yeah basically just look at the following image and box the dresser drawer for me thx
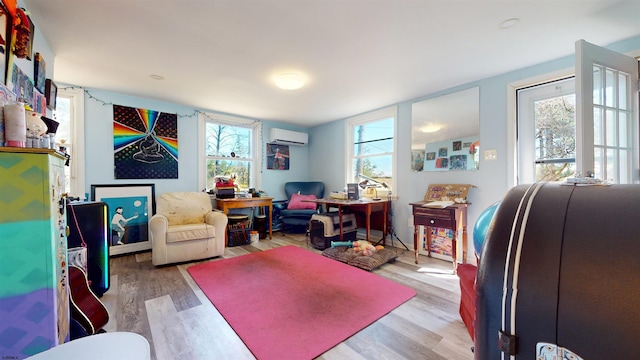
[413,207,455,228]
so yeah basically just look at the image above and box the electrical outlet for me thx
[484,149,497,161]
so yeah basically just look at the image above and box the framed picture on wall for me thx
[0,2,10,85]
[91,183,156,256]
[266,143,290,170]
[34,52,46,93]
[45,78,57,110]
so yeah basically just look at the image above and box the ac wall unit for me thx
[269,128,308,146]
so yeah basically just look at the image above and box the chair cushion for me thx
[287,193,317,210]
[166,223,215,243]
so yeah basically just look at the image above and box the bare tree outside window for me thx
[533,94,576,181]
[205,122,252,189]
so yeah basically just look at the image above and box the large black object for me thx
[66,201,110,297]
[475,183,640,359]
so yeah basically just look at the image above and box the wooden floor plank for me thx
[104,232,474,360]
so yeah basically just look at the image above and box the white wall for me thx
[310,35,640,262]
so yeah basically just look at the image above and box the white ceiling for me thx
[23,0,640,127]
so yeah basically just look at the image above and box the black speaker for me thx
[66,201,110,297]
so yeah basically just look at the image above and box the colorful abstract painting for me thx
[113,104,178,179]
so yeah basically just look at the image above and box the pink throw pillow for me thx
[287,193,317,210]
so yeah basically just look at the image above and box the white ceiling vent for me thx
[269,128,308,146]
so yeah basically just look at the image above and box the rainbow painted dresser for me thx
[0,147,70,359]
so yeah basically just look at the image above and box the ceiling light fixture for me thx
[420,124,441,133]
[149,74,164,80]
[499,18,520,30]
[274,73,305,90]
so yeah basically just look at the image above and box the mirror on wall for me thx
[411,87,480,172]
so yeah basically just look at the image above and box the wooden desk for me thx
[313,198,389,244]
[215,197,273,240]
[410,202,469,271]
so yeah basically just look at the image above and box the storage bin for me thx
[309,212,357,250]
[227,215,251,247]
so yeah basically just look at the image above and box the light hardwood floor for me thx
[101,232,474,360]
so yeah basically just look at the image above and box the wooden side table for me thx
[410,202,469,271]
[214,197,273,243]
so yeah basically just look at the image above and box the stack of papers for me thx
[422,200,455,208]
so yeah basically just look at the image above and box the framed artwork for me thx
[34,52,45,93]
[453,141,462,151]
[45,78,57,110]
[91,183,156,256]
[0,2,10,85]
[113,104,178,179]
[266,143,290,170]
[0,82,15,102]
[435,157,448,169]
[417,225,454,261]
[411,150,424,172]
[438,147,448,157]
[33,90,46,113]
[426,152,436,160]
[449,154,468,170]
[25,16,33,60]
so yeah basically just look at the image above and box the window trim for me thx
[516,76,576,184]
[507,68,574,187]
[344,106,397,191]
[57,87,86,197]
[198,112,262,191]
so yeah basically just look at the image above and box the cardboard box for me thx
[424,184,473,202]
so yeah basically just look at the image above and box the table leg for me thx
[365,205,371,243]
[426,226,432,257]
[268,204,273,239]
[414,225,419,264]
[461,225,467,264]
[338,207,343,241]
[381,202,388,245]
[452,231,458,273]
[222,207,229,247]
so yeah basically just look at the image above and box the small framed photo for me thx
[34,53,46,93]
[91,183,156,256]
[45,78,57,110]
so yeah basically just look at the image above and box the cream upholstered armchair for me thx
[150,192,227,266]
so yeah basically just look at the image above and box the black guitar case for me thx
[475,182,640,359]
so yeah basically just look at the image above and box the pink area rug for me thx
[187,245,416,360]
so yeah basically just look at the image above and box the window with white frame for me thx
[515,44,639,185]
[517,77,576,183]
[54,87,85,197]
[199,113,261,191]
[345,106,397,193]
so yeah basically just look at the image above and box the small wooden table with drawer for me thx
[410,202,469,271]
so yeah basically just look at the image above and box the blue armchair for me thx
[274,181,324,232]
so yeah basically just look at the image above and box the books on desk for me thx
[422,200,455,208]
